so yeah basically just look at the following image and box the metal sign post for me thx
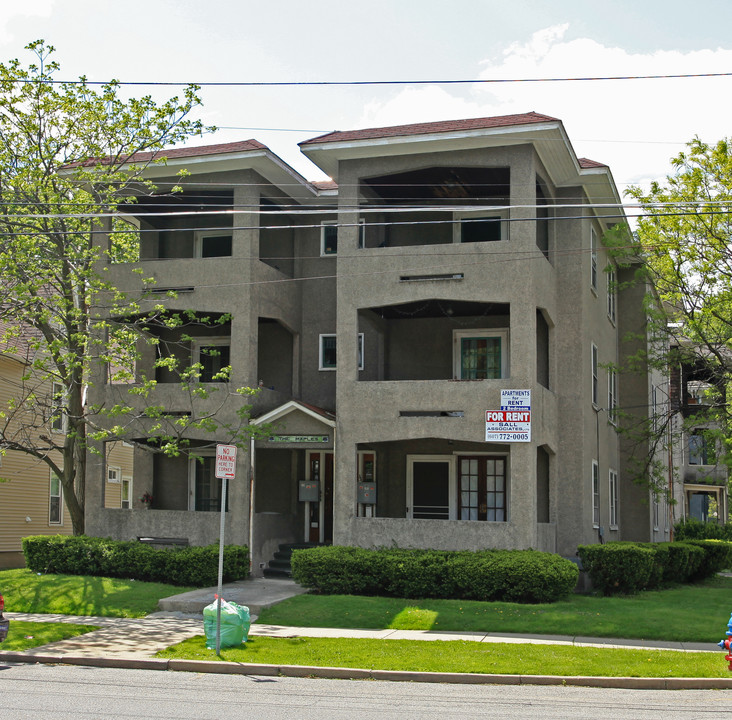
[214,444,237,656]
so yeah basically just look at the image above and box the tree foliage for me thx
[610,137,732,504]
[0,42,263,534]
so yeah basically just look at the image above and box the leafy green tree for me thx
[611,138,732,506]
[0,41,261,534]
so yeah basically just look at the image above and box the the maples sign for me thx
[215,444,237,479]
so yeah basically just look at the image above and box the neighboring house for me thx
[0,331,133,568]
[84,112,665,572]
[668,354,729,525]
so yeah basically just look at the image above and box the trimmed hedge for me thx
[22,535,249,587]
[291,546,579,603]
[674,519,732,541]
[577,539,732,595]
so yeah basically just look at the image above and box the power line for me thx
[11,71,732,88]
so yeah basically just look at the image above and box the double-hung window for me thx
[689,430,716,465]
[607,266,616,322]
[454,329,508,380]
[49,473,62,525]
[195,231,232,258]
[590,227,598,291]
[51,382,66,433]
[193,338,231,382]
[454,209,508,243]
[319,334,364,371]
[591,344,599,406]
[592,461,600,527]
[121,477,132,509]
[608,370,618,424]
[609,469,619,528]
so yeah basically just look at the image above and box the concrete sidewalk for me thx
[1,577,729,689]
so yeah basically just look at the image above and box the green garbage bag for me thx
[203,598,251,649]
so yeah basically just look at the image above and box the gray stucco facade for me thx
[85,113,661,572]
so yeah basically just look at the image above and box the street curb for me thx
[3,651,732,689]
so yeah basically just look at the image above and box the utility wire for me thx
[11,71,732,87]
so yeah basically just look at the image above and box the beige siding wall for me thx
[103,442,135,509]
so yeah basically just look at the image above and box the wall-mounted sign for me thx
[485,389,531,442]
[268,435,330,444]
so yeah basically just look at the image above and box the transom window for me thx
[453,329,508,379]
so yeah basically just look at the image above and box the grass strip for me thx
[256,576,732,643]
[156,635,730,678]
[1,620,98,651]
[0,568,194,618]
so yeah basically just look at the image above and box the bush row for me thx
[577,539,732,595]
[22,535,249,587]
[673,519,732,542]
[291,546,579,603]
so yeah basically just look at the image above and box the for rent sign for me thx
[486,390,531,442]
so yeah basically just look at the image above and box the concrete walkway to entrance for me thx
[1,577,728,689]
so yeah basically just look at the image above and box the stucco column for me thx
[509,146,536,248]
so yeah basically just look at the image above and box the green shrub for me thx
[291,546,578,603]
[674,519,732,541]
[577,543,657,595]
[22,535,249,587]
[682,539,732,579]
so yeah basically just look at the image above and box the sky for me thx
[2,0,732,198]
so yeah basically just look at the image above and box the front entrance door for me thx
[408,456,454,519]
[307,451,334,543]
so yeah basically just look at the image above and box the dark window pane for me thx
[201,235,232,257]
[461,216,503,243]
[323,225,338,254]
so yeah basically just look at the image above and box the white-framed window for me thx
[688,429,716,466]
[49,473,63,525]
[188,455,229,512]
[192,337,231,382]
[454,209,509,244]
[194,230,232,258]
[609,469,619,528]
[107,466,121,484]
[318,333,364,371]
[652,494,659,531]
[592,460,600,527]
[321,221,338,256]
[590,227,598,291]
[453,329,509,380]
[51,381,66,433]
[321,219,366,255]
[121,477,132,509]
[608,370,618,424]
[591,343,599,406]
[607,265,616,323]
[651,384,659,434]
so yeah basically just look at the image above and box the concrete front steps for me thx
[263,542,320,579]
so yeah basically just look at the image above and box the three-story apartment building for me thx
[85,112,661,572]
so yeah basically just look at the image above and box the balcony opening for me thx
[259,196,294,276]
[358,300,509,382]
[359,166,509,249]
[257,317,294,395]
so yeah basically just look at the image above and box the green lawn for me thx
[256,575,732,644]
[156,634,730,678]
[0,568,194,617]
[1,620,98,651]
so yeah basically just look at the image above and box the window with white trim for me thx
[319,334,364,371]
[652,494,659,530]
[51,382,66,433]
[121,477,132,509]
[591,344,599,406]
[49,473,62,525]
[195,231,232,258]
[609,469,619,528]
[192,337,231,382]
[453,329,508,380]
[454,209,508,243]
[607,266,616,323]
[592,460,600,527]
[608,370,618,424]
[107,466,121,484]
[590,227,598,290]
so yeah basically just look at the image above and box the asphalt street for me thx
[1,663,731,720]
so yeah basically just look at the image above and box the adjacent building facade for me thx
[84,112,669,572]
